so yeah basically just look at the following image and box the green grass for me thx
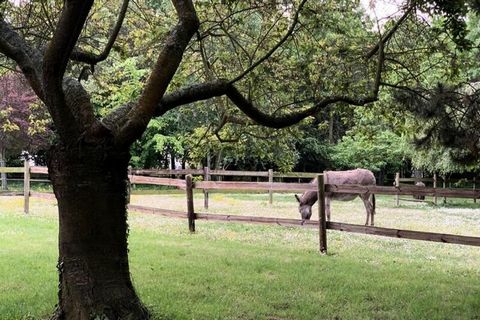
[1,181,53,193]
[0,195,479,319]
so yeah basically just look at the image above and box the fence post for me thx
[268,169,273,205]
[474,177,477,204]
[186,174,195,232]
[317,174,327,254]
[395,172,400,206]
[24,160,30,214]
[433,173,437,205]
[203,166,209,209]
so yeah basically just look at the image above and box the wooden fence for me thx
[2,164,319,208]
[395,173,478,205]
[129,167,319,207]
[184,176,480,252]
[2,164,480,252]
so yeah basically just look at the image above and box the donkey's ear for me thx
[294,194,301,203]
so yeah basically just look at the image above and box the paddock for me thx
[1,193,480,319]
[2,164,480,319]
[2,164,480,251]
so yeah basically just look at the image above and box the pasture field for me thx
[0,193,479,319]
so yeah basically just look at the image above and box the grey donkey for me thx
[295,169,376,226]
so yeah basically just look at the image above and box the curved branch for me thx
[0,18,44,98]
[154,37,385,129]
[366,3,414,59]
[70,0,129,65]
[225,85,379,129]
[156,80,230,116]
[114,0,200,147]
[229,0,308,84]
[43,0,95,141]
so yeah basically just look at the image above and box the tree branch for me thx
[229,0,308,84]
[114,0,200,147]
[70,0,129,66]
[365,3,414,59]
[224,84,379,129]
[154,37,385,129]
[0,18,44,98]
[42,0,95,142]
[156,80,230,116]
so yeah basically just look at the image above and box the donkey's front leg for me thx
[370,194,375,226]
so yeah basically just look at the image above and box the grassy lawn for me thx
[0,194,479,319]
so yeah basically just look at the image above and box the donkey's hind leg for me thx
[325,196,331,221]
[361,194,373,226]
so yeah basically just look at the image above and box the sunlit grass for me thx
[1,195,479,319]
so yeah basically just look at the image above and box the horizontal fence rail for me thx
[30,192,55,200]
[326,184,480,199]
[131,169,204,176]
[399,177,477,184]
[328,222,480,247]
[0,167,24,173]
[399,177,436,183]
[209,169,269,177]
[194,181,316,192]
[30,167,48,174]
[195,213,319,228]
[0,191,23,196]
[127,204,188,219]
[129,175,186,188]
[6,178,50,183]
[273,172,318,179]
[130,168,318,179]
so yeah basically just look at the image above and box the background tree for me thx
[0,72,50,189]
[389,7,480,174]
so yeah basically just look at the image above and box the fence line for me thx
[396,172,478,204]
[3,164,480,253]
[188,178,480,251]
[130,168,318,179]
[127,167,318,208]
[26,193,480,249]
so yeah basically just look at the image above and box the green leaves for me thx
[332,130,408,172]
[84,56,147,116]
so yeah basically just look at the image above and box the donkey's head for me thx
[295,194,313,221]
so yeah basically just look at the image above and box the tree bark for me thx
[48,143,149,320]
[0,147,7,191]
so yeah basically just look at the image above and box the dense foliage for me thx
[2,0,480,176]
[0,72,51,162]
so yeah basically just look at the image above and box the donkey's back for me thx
[325,169,376,201]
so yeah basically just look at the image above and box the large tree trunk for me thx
[48,143,149,320]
